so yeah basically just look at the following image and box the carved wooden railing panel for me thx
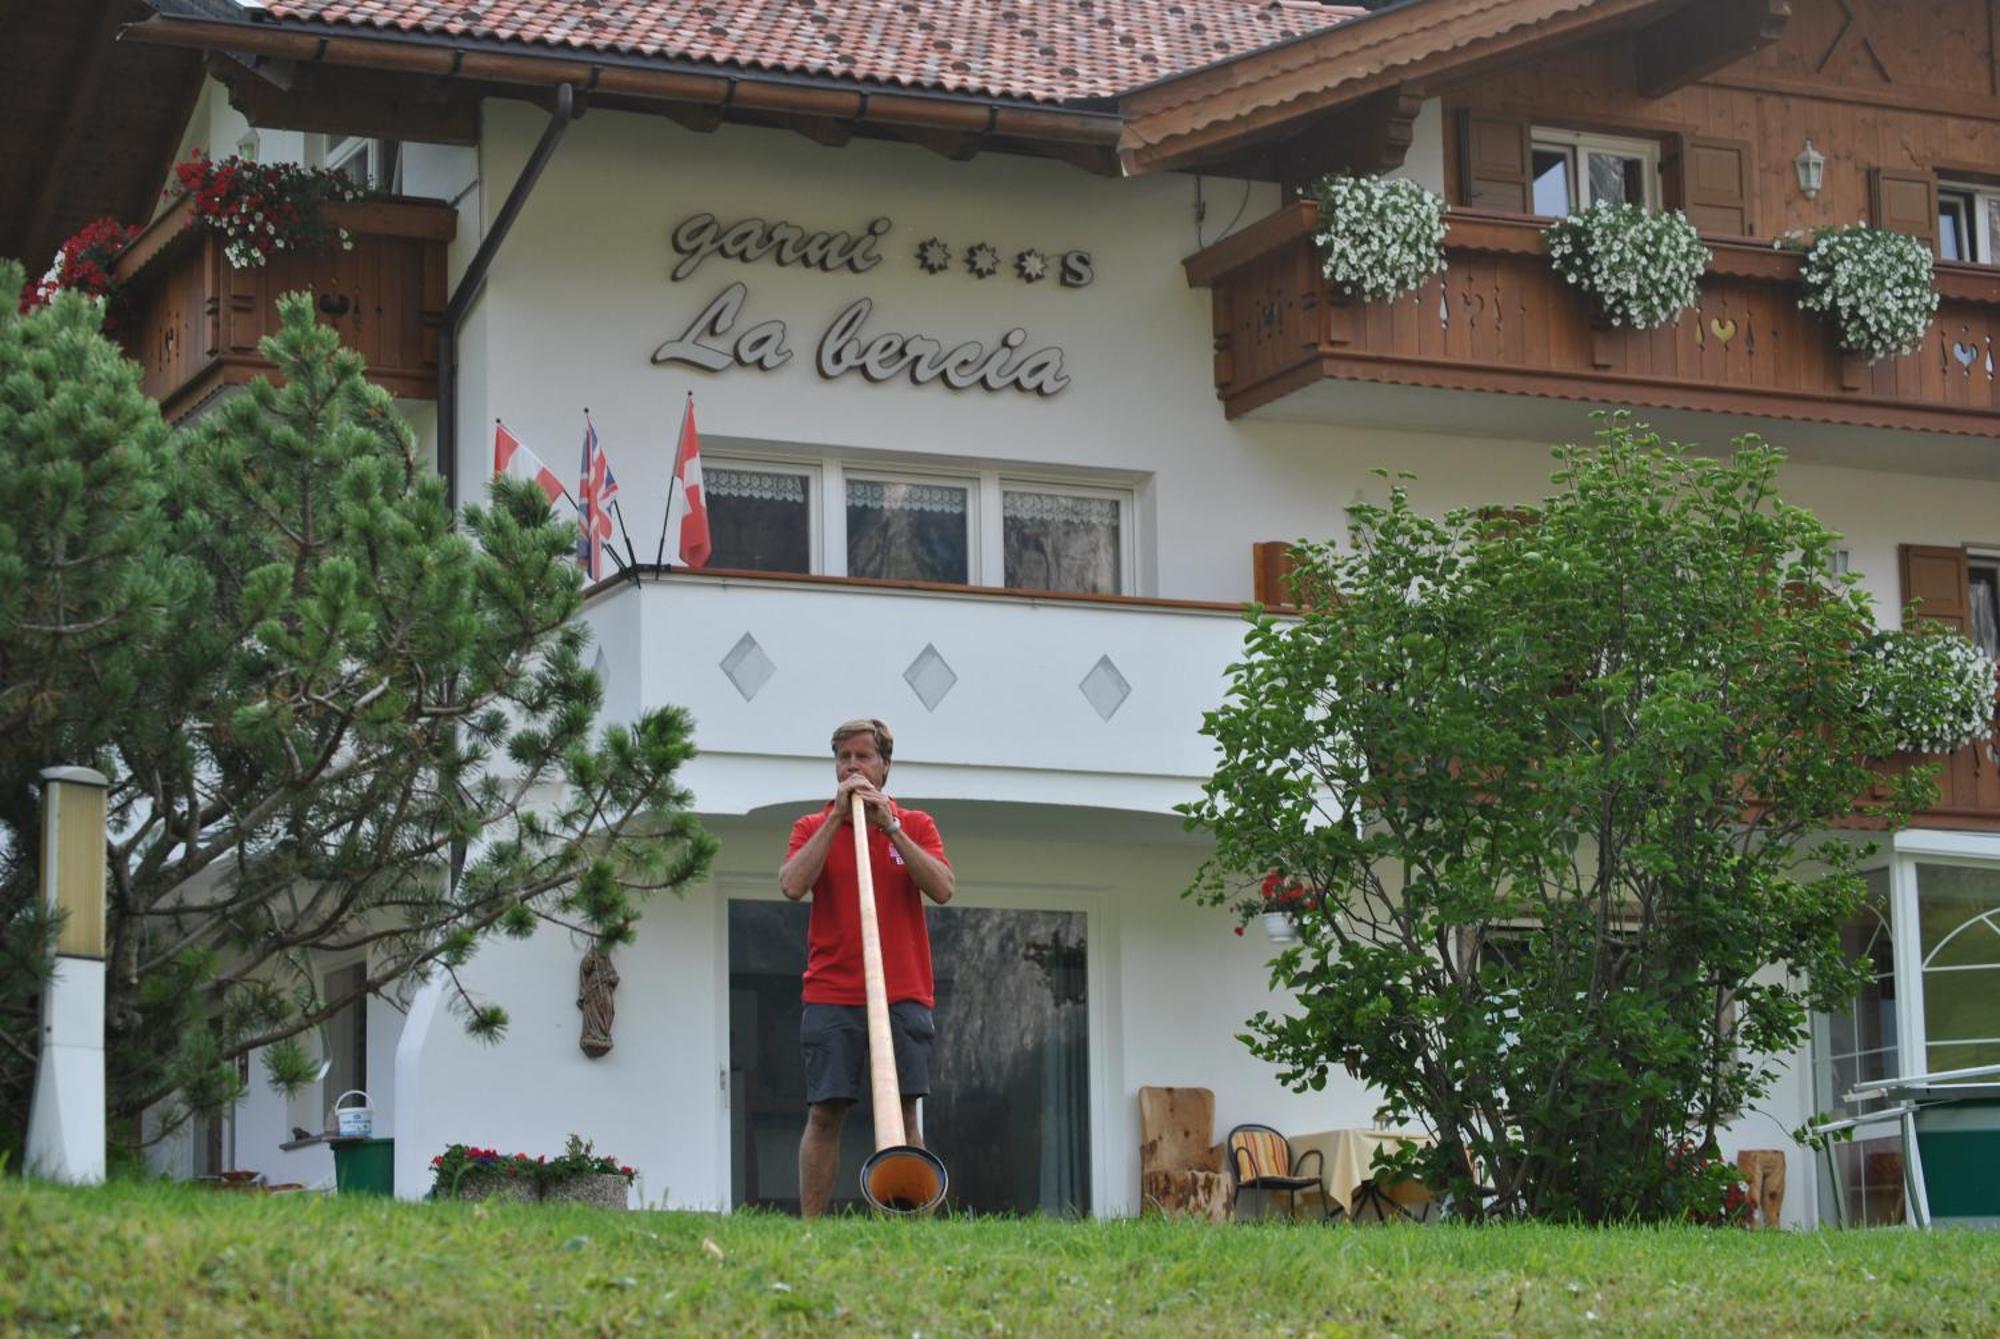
[115,195,454,420]
[1187,203,2000,437]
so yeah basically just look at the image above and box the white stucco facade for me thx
[152,84,2000,1228]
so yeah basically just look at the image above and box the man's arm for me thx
[890,819,954,905]
[779,816,840,901]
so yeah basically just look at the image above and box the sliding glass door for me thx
[728,900,1089,1215]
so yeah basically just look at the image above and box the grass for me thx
[3,1181,1997,1336]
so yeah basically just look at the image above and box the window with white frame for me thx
[702,454,1136,596]
[1530,127,1660,216]
[1912,861,2000,1078]
[314,133,399,191]
[1939,182,2000,264]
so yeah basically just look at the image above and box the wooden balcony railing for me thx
[114,194,455,421]
[1186,203,2000,437]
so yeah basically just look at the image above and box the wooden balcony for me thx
[114,193,454,421]
[1186,203,2000,437]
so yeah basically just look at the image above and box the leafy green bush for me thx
[1184,414,1952,1222]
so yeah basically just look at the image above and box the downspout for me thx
[439,82,580,511]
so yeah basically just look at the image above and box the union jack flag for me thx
[578,415,620,581]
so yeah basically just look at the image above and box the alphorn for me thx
[851,793,949,1214]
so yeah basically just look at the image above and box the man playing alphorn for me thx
[779,717,954,1218]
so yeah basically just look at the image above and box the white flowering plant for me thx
[1863,627,1998,754]
[1544,201,1710,329]
[1797,225,1939,362]
[1309,174,1449,303]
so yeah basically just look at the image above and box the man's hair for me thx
[831,717,893,761]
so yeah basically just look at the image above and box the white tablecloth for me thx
[1287,1127,1435,1219]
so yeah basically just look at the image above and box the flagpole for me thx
[610,499,642,584]
[657,392,694,572]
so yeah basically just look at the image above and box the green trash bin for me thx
[330,1137,395,1197]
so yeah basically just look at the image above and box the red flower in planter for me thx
[167,149,367,270]
[20,215,140,330]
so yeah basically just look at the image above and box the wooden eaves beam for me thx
[1634,0,1790,99]
[120,14,1124,170]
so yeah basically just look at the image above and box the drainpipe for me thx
[438,82,580,511]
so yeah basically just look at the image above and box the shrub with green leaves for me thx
[1310,174,1449,303]
[1544,202,1710,329]
[1184,414,1953,1223]
[1798,224,1939,361]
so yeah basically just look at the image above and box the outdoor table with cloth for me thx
[1289,1128,1436,1221]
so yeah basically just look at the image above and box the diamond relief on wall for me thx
[903,643,958,713]
[720,632,775,702]
[1079,655,1131,722]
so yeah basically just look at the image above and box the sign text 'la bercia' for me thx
[653,213,1072,397]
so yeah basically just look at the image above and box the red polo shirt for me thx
[789,800,947,1008]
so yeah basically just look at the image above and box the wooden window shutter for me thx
[1457,111,1532,212]
[1680,136,1754,236]
[1899,543,1970,633]
[1871,168,1939,250]
[1253,542,1297,607]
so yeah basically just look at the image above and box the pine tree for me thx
[0,265,714,1155]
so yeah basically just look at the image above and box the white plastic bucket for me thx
[333,1090,373,1138]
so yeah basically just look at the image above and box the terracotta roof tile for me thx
[254,0,1365,104]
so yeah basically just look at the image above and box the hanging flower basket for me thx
[1862,629,1997,754]
[1261,911,1299,944]
[1797,224,1939,363]
[1309,174,1449,304]
[1543,201,1710,330]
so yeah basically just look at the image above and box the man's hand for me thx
[834,774,892,829]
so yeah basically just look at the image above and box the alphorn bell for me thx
[850,793,949,1215]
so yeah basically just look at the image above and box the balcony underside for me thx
[1189,204,2000,443]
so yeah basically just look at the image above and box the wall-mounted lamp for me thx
[1794,139,1826,200]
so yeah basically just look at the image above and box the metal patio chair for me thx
[1225,1123,1333,1221]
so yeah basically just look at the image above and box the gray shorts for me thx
[801,1001,935,1105]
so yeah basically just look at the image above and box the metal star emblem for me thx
[1015,248,1048,283]
[916,237,952,275]
[966,242,1000,279]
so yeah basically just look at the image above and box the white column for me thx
[25,766,110,1185]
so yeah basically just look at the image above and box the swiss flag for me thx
[662,395,712,569]
[492,421,566,506]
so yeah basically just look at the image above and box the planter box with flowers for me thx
[98,153,455,421]
[430,1135,637,1209]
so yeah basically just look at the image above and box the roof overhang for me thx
[1115,0,1788,176]
[0,1,204,273]
[120,8,1128,174]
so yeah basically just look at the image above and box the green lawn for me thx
[4,1181,1996,1336]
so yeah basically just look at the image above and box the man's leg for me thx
[900,1096,922,1148]
[799,1099,849,1218]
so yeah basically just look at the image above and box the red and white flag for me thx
[661,395,712,569]
[578,415,621,582]
[492,421,566,506]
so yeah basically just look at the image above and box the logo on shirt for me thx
[888,842,906,867]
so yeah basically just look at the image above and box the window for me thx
[703,452,1137,595]
[314,134,399,192]
[1970,557,2000,660]
[707,466,813,573]
[1530,128,1659,215]
[1938,182,2000,264]
[1913,862,2000,1078]
[847,477,971,584]
[323,962,368,1114]
[1003,489,1121,596]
